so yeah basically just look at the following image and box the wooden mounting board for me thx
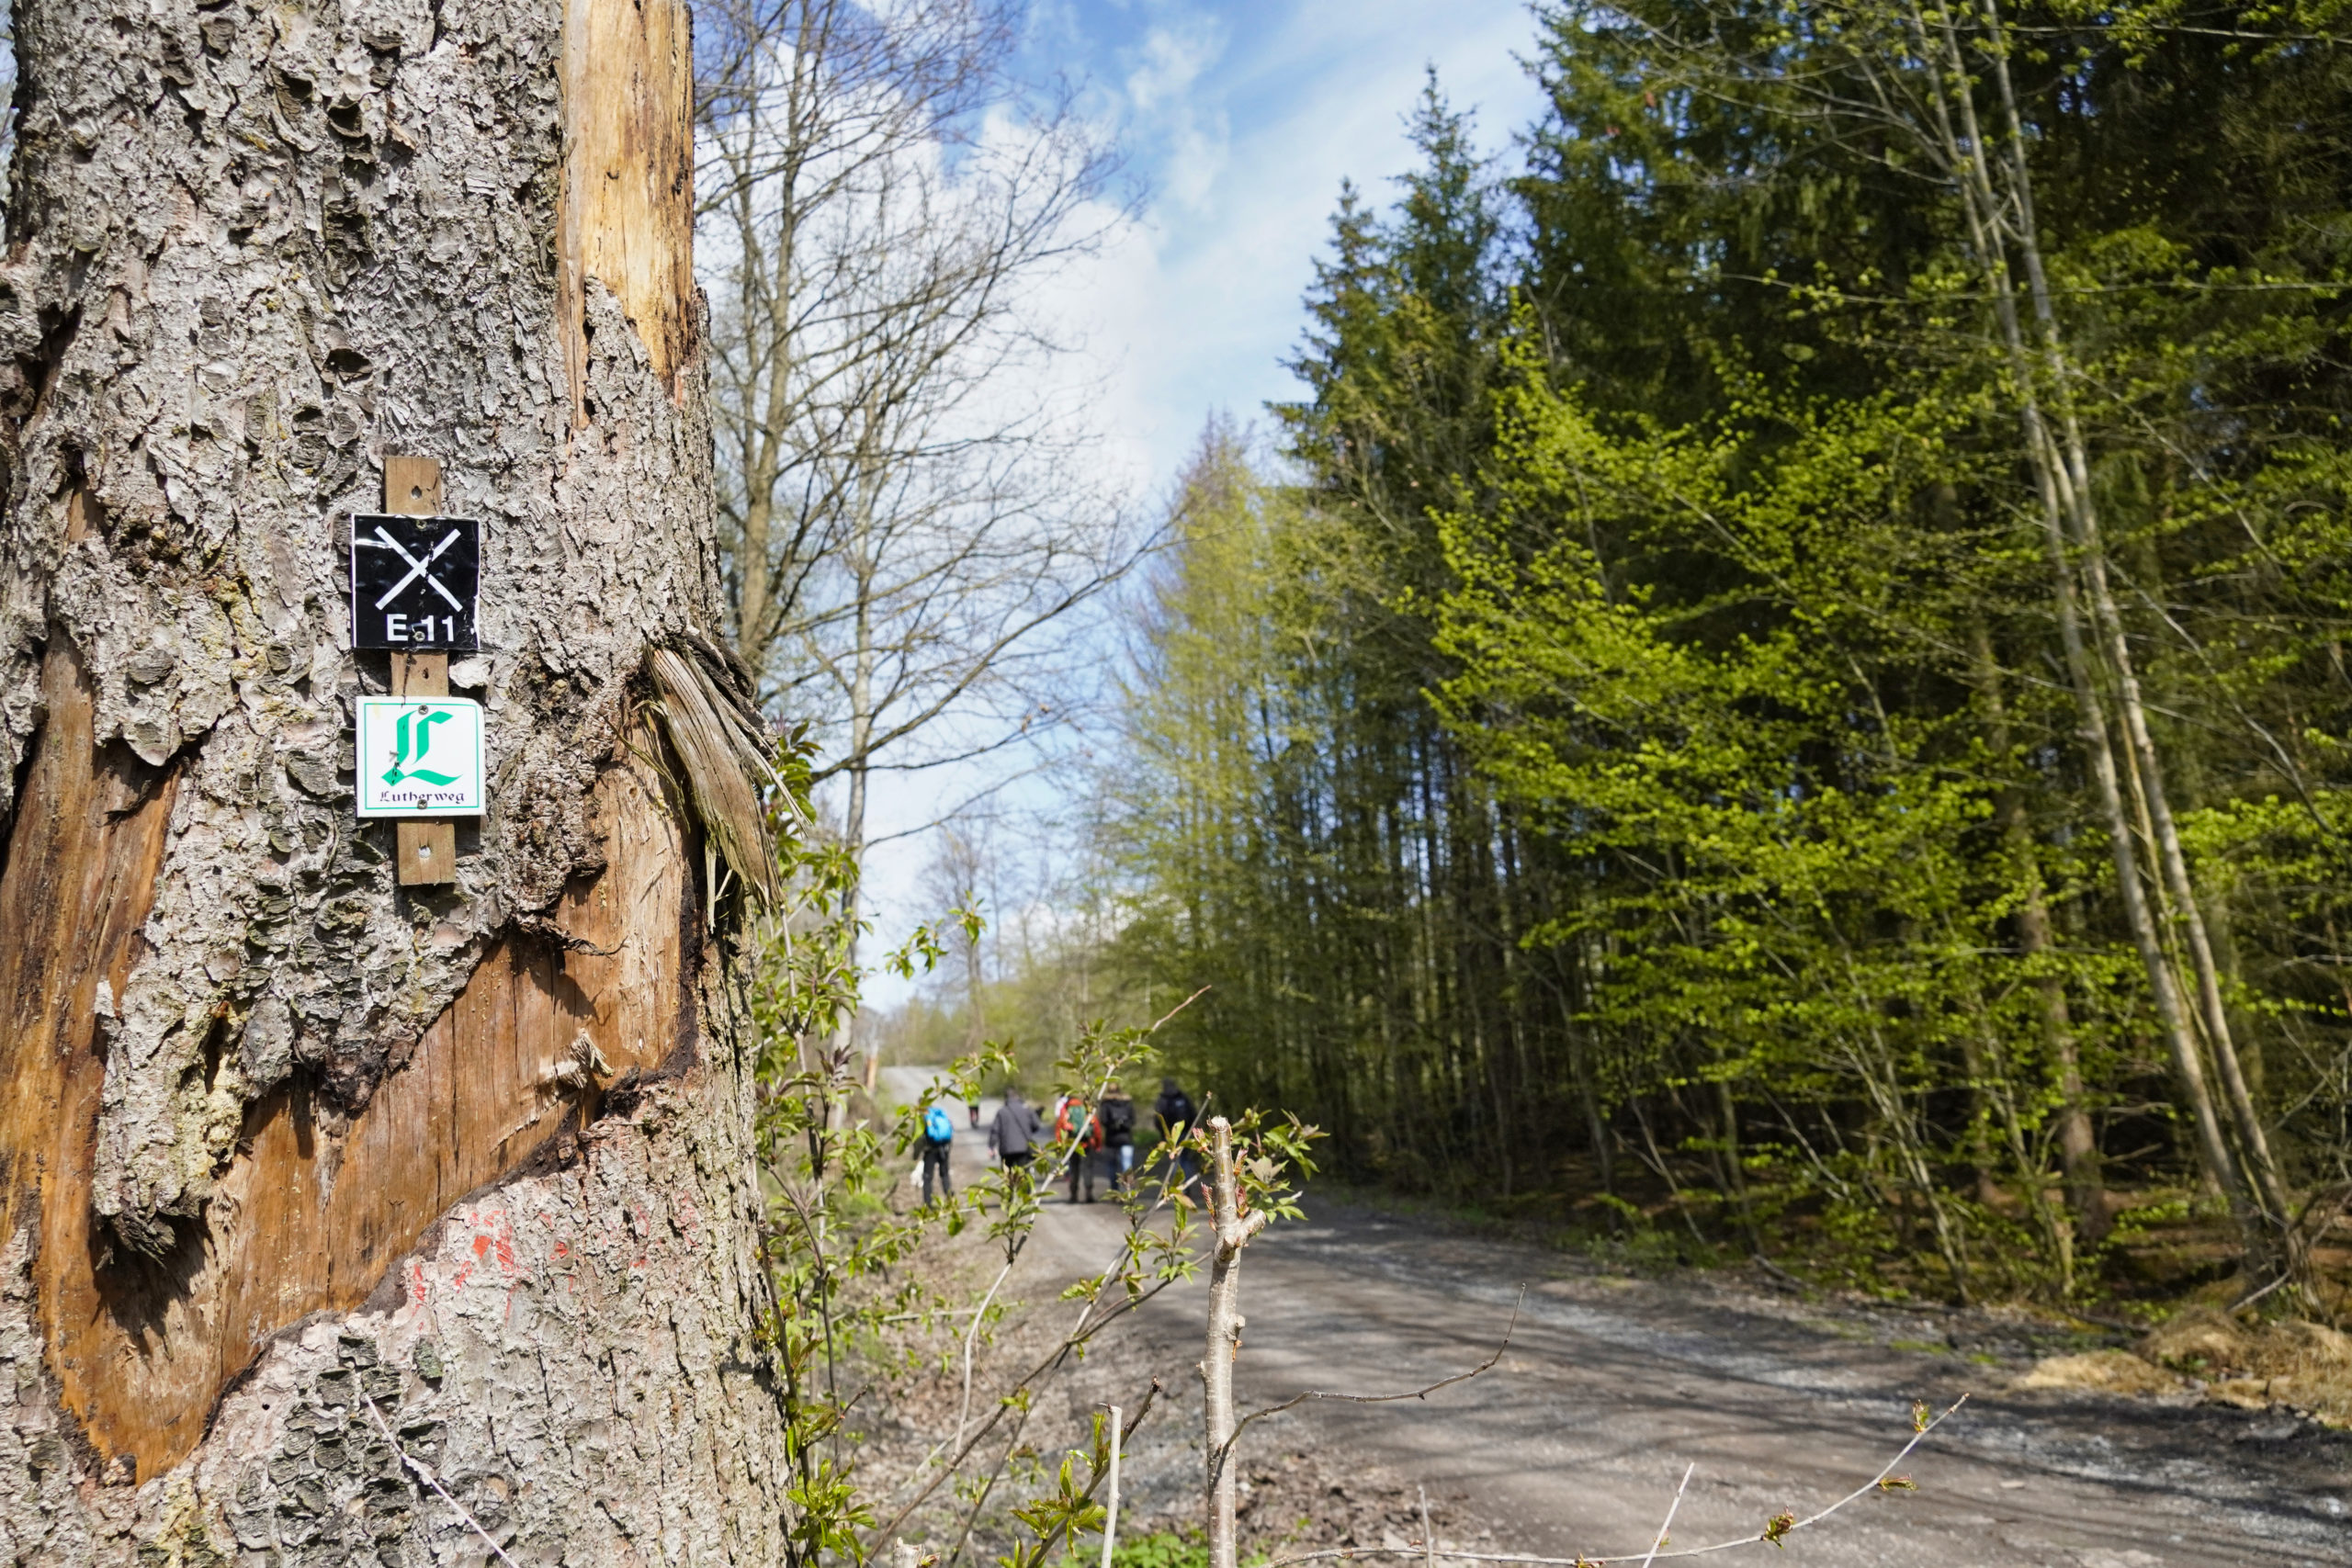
[385,455,458,886]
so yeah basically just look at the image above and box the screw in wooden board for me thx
[386,455,458,886]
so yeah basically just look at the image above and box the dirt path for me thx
[867,1072,2345,1565]
[978,1190,2348,1568]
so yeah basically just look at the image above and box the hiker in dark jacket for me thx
[988,1089,1046,1190]
[1057,1095,1103,1203]
[1099,1082,1137,1190]
[1154,1077,1202,1193]
[1153,1077,1196,1138]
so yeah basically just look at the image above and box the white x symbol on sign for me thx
[362,526,466,612]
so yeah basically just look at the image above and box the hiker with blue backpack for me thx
[919,1099,957,1205]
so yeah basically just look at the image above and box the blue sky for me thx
[1023,0,1551,488]
[858,0,1552,1006]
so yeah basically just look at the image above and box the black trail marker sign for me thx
[350,513,481,650]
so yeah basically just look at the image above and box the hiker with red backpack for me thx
[1056,1094,1104,1203]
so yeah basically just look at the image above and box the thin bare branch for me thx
[1264,1398,1968,1568]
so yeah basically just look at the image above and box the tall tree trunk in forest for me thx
[1963,608,2103,1243]
[1903,0,2273,1276]
[1965,0,2291,1249]
[0,0,789,1560]
[1564,993,1613,1202]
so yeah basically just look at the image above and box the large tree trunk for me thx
[0,0,790,1558]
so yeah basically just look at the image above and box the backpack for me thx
[1057,1101,1102,1150]
[1100,1097,1136,1138]
[923,1104,956,1145]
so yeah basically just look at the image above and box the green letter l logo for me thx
[383,706,460,787]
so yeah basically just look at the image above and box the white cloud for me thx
[1126,20,1225,115]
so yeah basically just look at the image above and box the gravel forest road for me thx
[885,1075,2348,1567]
[1022,1198,2348,1568]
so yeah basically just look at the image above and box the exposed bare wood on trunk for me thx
[0,0,722,1249]
[8,714,686,1480]
[0,643,183,1461]
[560,0,698,409]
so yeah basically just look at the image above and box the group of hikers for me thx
[914,1077,1200,1206]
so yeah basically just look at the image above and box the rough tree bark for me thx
[0,0,790,1559]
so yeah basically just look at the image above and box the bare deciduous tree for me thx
[695,0,1146,943]
[924,818,998,1053]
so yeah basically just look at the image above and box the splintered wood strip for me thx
[386,455,458,886]
[559,0,695,413]
[0,648,691,1478]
